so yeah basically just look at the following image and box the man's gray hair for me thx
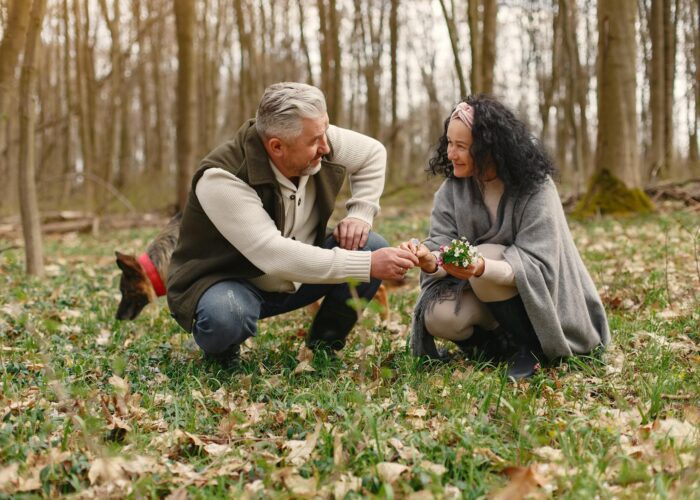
[255,82,327,141]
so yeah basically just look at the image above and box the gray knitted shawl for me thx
[411,176,610,360]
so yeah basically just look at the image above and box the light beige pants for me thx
[424,244,518,341]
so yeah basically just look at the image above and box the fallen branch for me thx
[0,244,21,254]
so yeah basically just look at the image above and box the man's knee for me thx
[364,231,388,251]
[193,283,258,354]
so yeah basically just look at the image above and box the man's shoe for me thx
[306,299,359,352]
[204,343,241,369]
[506,345,542,380]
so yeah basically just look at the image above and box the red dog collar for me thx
[138,253,166,297]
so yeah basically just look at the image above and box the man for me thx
[167,82,418,364]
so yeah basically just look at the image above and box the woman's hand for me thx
[399,239,439,273]
[443,258,485,280]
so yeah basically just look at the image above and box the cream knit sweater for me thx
[195,125,386,293]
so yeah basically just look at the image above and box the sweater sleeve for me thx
[475,258,516,286]
[195,168,371,283]
[326,125,386,226]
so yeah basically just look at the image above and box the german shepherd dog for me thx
[115,213,181,320]
[115,214,392,321]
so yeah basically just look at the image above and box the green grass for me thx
[0,199,698,498]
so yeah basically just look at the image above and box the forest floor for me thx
[0,191,699,498]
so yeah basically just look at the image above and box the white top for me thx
[195,125,386,293]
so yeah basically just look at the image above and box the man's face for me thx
[276,114,331,178]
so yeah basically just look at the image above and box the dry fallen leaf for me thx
[88,457,127,485]
[532,446,564,462]
[283,473,317,496]
[0,463,19,493]
[108,375,129,395]
[203,442,232,457]
[165,487,189,500]
[376,462,410,483]
[492,464,549,500]
[420,460,447,476]
[332,474,362,498]
[646,418,698,445]
[285,421,321,465]
[473,447,507,466]
[333,431,345,466]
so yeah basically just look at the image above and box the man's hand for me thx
[370,248,419,280]
[442,258,485,280]
[334,217,371,250]
[399,239,439,273]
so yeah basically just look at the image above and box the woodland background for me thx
[0,0,698,275]
[0,1,699,497]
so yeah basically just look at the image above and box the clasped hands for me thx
[337,219,485,281]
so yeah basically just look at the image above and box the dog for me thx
[115,213,181,320]
[115,214,393,321]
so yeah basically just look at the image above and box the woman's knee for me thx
[424,301,469,340]
[476,243,506,259]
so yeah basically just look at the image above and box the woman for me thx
[401,95,609,379]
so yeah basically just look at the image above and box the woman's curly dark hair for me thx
[427,94,555,195]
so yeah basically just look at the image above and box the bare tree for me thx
[18,0,47,276]
[0,0,32,124]
[354,0,387,139]
[560,0,591,191]
[174,0,196,210]
[73,0,96,210]
[437,0,467,97]
[650,0,666,176]
[296,0,315,86]
[576,0,653,215]
[317,0,343,122]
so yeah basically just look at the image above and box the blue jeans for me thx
[192,232,388,354]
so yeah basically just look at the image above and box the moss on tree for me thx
[573,169,655,218]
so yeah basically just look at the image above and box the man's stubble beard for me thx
[300,162,322,176]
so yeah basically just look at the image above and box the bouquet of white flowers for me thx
[438,237,481,268]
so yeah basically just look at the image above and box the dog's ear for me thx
[115,251,139,273]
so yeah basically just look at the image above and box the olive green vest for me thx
[167,119,346,332]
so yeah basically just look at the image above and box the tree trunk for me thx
[538,3,562,145]
[98,0,123,187]
[662,0,676,176]
[233,0,254,121]
[328,0,343,123]
[467,0,482,94]
[296,0,314,85]
[132,0,150,176]
[438,0,467,97]
[650,0,666,177]
[150,6,166,174]
[390,0,398,129]
[687,0,699,163]
[18,0,48,276]
[174,0,196,211]
[560,0,590,192]
[60,0,74,201]
[575,0,653,216]
[0,0,32,124]
[481,0,497,94]
[73,0,95,211]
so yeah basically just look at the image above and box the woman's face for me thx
[446,119,475,178]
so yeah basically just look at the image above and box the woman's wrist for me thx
[421,253,439,273]
[474,257,485,277]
